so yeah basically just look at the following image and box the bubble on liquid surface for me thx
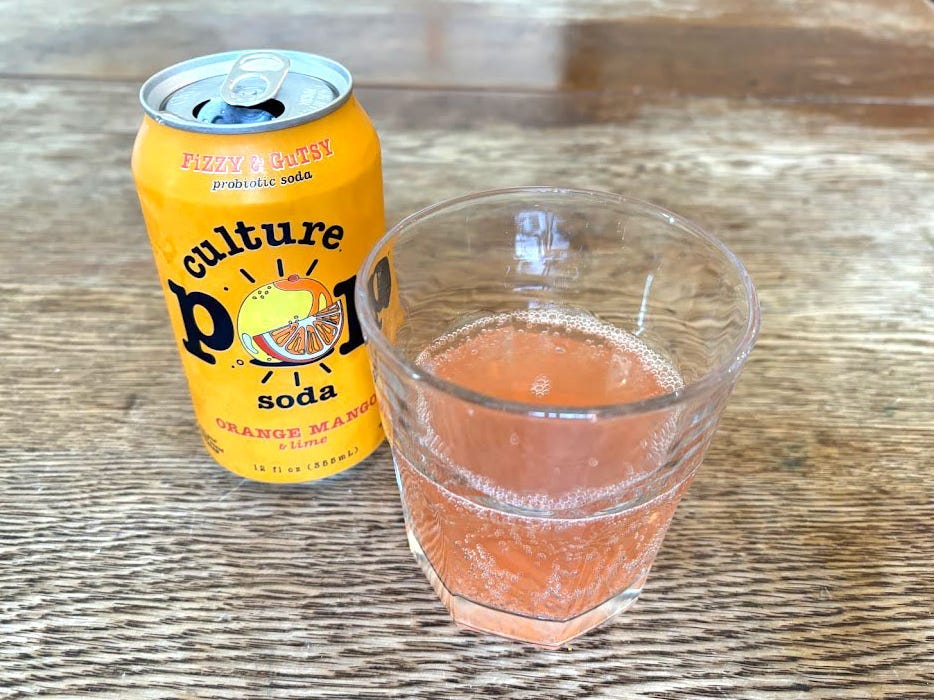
[529,373,551,398]
[418,307,683,394]
[610,353,633,386]
[410,307,687,512]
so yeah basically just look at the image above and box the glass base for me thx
[407,528,645,649]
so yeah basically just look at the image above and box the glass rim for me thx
[356,186,761,419]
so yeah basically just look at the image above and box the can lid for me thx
[139,50,353,134]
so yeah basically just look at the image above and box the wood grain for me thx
[0,1,931,99]
[1,1,933,698]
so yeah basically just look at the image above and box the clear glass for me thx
[355,187,759,648]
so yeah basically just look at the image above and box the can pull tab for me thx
[221,51,290,106]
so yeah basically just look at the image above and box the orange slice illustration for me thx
[253,300,344,364]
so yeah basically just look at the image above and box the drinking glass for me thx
[355,187,759,647]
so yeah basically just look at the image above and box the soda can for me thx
[132,50,385,482]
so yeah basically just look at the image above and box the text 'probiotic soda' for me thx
[132,51,387,482]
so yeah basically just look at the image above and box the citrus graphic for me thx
[237,274,344,364]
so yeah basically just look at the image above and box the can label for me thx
[133,95,385,482]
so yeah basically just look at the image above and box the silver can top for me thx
[139,50,353,134]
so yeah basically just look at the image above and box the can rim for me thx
[139,49,354,134]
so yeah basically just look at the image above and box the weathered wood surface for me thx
[2,1,933,99]
[1,1,932,698]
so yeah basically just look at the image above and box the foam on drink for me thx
[418,308,682,404]
[410,308,684,515]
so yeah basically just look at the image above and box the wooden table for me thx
[2,2,932,697]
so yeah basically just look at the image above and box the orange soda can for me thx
[131,50,385,482]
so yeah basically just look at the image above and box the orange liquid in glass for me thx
[397,310,695,645]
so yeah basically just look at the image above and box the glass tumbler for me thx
[355,187,759,648]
